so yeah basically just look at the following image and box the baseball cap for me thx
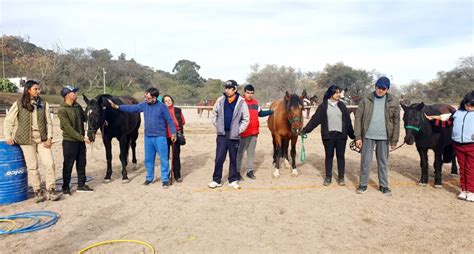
[375,77,390,90]
[224,80,238,89]
[60,85,79,97]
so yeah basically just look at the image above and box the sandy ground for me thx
[1,108,473,253]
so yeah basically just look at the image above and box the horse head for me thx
[84,94,109,142]
[284,91,304,134]
[401,102,427,145]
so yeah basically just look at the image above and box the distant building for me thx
[7,77,27,93]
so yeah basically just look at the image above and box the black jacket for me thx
[302,100,355,140]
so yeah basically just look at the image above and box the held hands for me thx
[84,137,91,144]
[424,113,440,121]
[5,138,15,145]
[171,134,177,143]
[390,144,397,150]
[107,99,119,109]
[355,139,363,149]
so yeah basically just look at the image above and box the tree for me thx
[90,49,113,62]
[0,78,17,93]
[317,63,372,98]
[172,59,205,87]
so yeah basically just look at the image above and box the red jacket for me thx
[241,98,259,138]
[166,106,185,138]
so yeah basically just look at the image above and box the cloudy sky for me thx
[1,0,472,85]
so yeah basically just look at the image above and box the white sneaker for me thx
[458,191,467,200]
[228,181,241,189]
[208,181,222,189]
[466,192,474,202]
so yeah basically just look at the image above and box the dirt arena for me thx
[1,108,473,253]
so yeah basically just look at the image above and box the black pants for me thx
[62,140,87,190]
[213,133,239,184]
[322,132,347,179]
[167,138,181,180]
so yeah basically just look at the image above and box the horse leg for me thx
[417,148,429,186]
[207,109,210,118]
[281,139,291,169]
[273,136,282,178]
[433,150,443,188]
[290,136,298,176]
[272,134,277,165]
[103,136,113,183]
[450,147,458,175]
[118,136,131,183]
[131,129,139,170]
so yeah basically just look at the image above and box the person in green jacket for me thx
[58,85,93,195]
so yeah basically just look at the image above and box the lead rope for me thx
[300,133,308,162]
[349,140,405,153]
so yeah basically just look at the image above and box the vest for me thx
[241,99,259,138]
[15,99,48,145]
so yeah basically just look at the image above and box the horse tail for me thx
[442,144,454,163]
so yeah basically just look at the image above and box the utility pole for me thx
[102,68,106,94]
[2,35,5,80]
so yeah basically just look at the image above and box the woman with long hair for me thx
[3,80,60,202]
[301,85,355,186]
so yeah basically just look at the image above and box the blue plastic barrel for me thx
[0,140,28,205]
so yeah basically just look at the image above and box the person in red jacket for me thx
[236,84,273,180]
[162,94,186,183]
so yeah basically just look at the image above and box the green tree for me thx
[0,78,17,93]
[172,59,205,87]
[317,63,372,97]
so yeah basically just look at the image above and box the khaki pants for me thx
[20,131,56,191]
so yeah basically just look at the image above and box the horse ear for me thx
[83,95,90,105]
[400,102,407,111]
[285,91,290,100]
[301,90,307,99]
[416,102,425,110]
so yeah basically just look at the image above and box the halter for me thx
[288,117,302,124]
[405,112,425,133]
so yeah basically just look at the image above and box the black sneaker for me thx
[246,170,256,180]
[77,185,94,192]
[337,178,346,186]
[379,186,392,196]
[143,180,152,185]
[356,185,368,194]
[323,178,332,186]
[162,182,170,189]
[63,188,72,195]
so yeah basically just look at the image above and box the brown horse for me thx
[267,91,305,177]
[197,99,216,118]
[302,89,319,119]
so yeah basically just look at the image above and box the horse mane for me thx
[416,103,456,115]
[286,94,302,107]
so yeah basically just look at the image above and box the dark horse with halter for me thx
[84,95,141,183]
[402,102,458,187]
[268,91,304,177]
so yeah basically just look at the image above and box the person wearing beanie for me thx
[58,84,93,194]
[236,84,273,180]
[108,87,176,188]
[301,84,355,186]
[354,76,400,196]
[208,80,249,189]
[3,80,61,202]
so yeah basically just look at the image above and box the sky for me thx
[1,0,473,86]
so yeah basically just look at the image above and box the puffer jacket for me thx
[354,92,400,146]
[212,93,250,140]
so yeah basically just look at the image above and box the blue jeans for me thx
[144,136,169,183]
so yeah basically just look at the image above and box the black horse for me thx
[401,102,458,187]
[84,95,141,183]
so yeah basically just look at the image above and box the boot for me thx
[34,189,46,203]
[47,188,61,201]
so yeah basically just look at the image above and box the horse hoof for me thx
[450,173,458,177]
[434,184,443,189]
[132,163,138,170]
[273,170,280,178]
[122,179,130,184]
[291,169,298,176]
[103,179,112,183]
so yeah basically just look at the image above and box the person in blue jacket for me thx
[108,87,176,188]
